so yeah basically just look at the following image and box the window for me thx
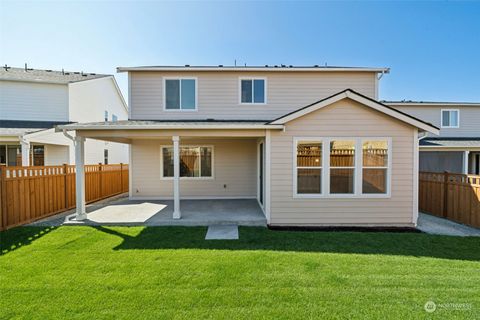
[164,78,196,110]
[240,78,265,104]
[294,138,391,197]
[362,140,388,194]
[330,140,355,194]
[296,142,322,194]
[162,146,213,178]
[441,109,459,128]
[104,110,109,122]
[31,145,45,166]
[104,149,108,164]
[112,114,118,122]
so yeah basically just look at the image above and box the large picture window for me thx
[330,140,355,194]
[296,142,322,194]
[164,78,196,110]
[294,137,391,197]
[362,140,388,194]
[162,146,213,178]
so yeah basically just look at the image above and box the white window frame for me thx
[441,109,459,128]
[163,77,198,112]
[238,77,267,105]
[112,114,118,122]
[160,145,214,180]
[293,137,392,198]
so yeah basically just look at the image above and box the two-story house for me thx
[386,101,480,175]
[59,65,438,227]
[0,66,129,166]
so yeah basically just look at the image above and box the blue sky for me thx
[1,1,479,102]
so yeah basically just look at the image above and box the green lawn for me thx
[1,226,479,319]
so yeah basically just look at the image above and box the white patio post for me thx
[463,151,470,174]
[20,138,30,166]
[75,136,87,220]
[172,135,181,219]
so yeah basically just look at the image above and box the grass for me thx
[1,226,479,319]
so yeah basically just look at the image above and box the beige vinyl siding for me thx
[391,105,480,138]
[130,71,376,120]
[131,138,257,198]
[270,98,416,226]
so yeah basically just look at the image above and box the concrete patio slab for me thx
[417,212,480,237]
[205,225,239,240]
[29,196,267,227]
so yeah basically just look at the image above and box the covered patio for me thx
[57,120,283,225]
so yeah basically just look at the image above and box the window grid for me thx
[239,78,266,104]
[294,137,391,198]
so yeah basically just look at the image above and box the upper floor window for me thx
[441,109,459,128]
[240,78,266,104]
[112,114,118,122]
[104,110,109,121]
[164,78,197,111]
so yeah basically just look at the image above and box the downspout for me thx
[62,129,75,143]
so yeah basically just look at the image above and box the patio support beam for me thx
[75,136,87,220]
[19,137,30,167]
[463,150,470,174]
[265,130,271,223]
[172,135,181,219]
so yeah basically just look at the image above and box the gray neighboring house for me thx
[386,101,480,175]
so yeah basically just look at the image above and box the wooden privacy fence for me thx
[0,164,128,231]
[419,171,480,228]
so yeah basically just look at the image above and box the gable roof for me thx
[268,89,439,134]
[0,67,110,84]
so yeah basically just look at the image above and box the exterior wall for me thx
[419,151,463,174]
[130,138,257,198]
[130,71,377,120]
[0,81,68,121]
[391,105,480,138]
[68,77,129,164]
[44,145,69,165]
[269,98,416,226]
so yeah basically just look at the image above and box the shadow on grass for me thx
[96,226,480,262]
[0,226,57,255]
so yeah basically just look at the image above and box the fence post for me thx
[443,171,450,218]
[63,163,68,209]
[120,163,123,192]
[0,165,6,231]
[99,163,103,199]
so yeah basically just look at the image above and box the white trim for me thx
[127,73,132,119]
[440,109,460,128]
[117,66,390,73]
[128,144,132,198]
[386,102,480,107]
[270,90,439,135]
[57,123,284,131]
[238,77,267,105]
[265,130,271,223]
[163,77,198,112]
[74,136,87,220]
[256,139,265,211]
[128,195,257,201]
[160,144,214,180]
[292,137,392,199]
[412,129,419,226]
[420,146,480,151]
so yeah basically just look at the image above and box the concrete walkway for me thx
[205,225,239,240]
[417,212,480,237]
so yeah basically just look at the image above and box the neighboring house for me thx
[60,65,438,227]
[0,66,129,166]
[386,101,480,175]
